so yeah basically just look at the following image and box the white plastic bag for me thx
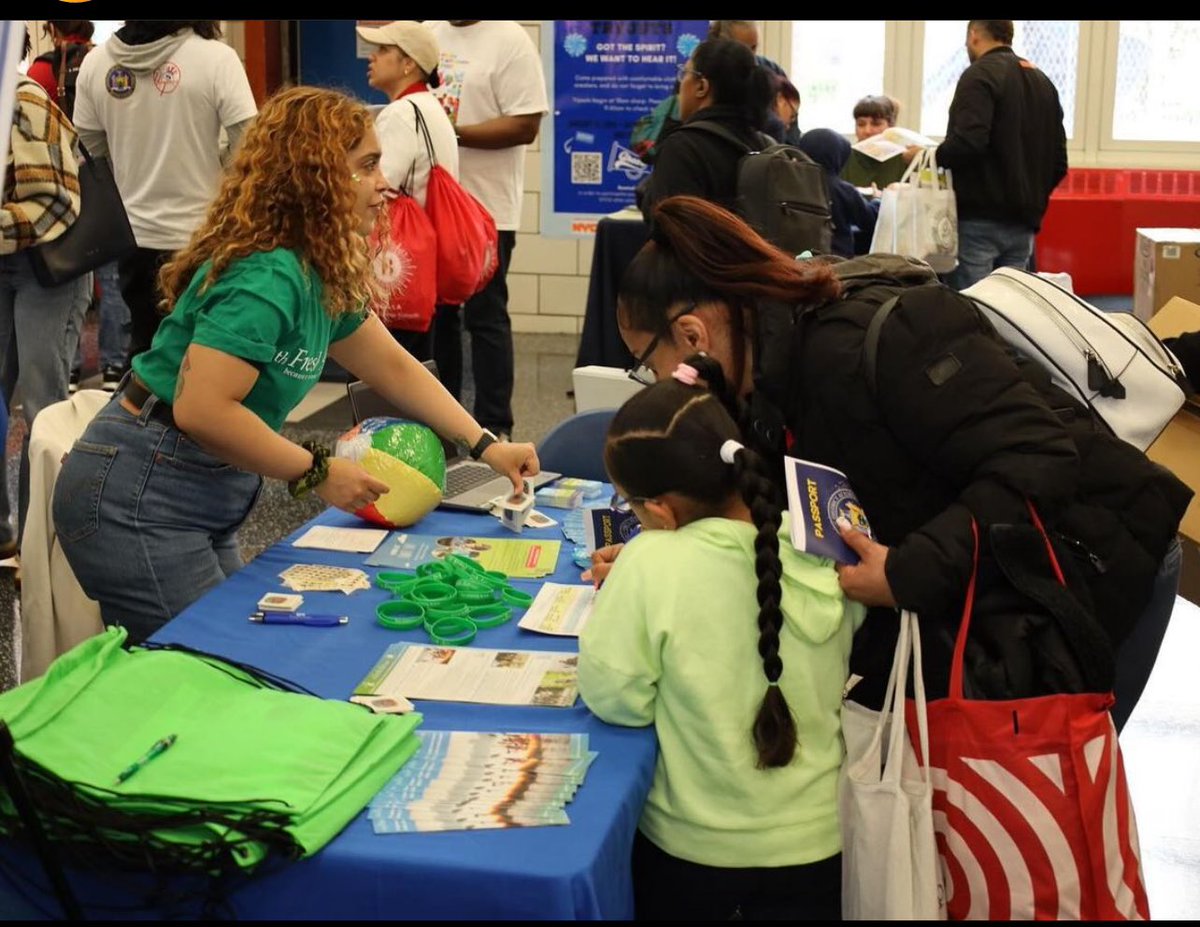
[839,611,945,920]
[870,148,958,274]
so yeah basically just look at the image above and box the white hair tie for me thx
[719,440,743,465]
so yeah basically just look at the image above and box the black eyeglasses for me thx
[610,492,647,513]
[626,303,695,386]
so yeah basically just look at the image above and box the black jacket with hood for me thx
[743,256,1191,704]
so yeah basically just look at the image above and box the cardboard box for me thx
[1147,296,1200,542]
[1133,229,1200,322]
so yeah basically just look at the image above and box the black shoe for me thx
[68,369,80,395]
[101,365,123,392]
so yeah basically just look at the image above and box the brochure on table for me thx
[365,533,561,578]
[354,642,580,708]
[517,584,597,637]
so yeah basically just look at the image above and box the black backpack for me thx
[34,42,91,122]
[680,121,834,257]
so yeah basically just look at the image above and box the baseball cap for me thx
[356,21,441,88]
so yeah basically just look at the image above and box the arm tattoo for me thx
[174,353,192,403]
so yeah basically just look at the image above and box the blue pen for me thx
[248,612,348,627]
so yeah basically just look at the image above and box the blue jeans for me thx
[73,260,131,372]
[0,254,90,545]
[1111,536,1183,732]
[947,218,1035,291]
[433,231,517,435]
[52,389,263,644]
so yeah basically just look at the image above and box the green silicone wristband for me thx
[446,553,486,575]
[376,571,418,593]
[466,603,512,628]
[455,581,496,605]
[426,616,477,647]
[416,562,453,580]
[406,581,458,606]
[500,585,535,608]
[479,570,509,589]
[376,600,426,630]
[424,603,470,622]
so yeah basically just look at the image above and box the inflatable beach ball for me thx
[334,417,445,528]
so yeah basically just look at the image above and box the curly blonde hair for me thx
[159,85,380,318]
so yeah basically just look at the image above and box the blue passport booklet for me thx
[582,508,641,553]
[783,457,871,565]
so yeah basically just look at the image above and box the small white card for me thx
[293,525,389,554]
[257,592,304,613]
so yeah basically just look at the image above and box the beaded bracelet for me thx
[288,441,332,499]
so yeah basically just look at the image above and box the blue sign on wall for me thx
[541,20,707,238]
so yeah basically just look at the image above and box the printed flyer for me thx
[365,533,561,578]
[369,731,597,833]
[354,643,580,708]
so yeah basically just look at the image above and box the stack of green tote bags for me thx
[0,627,422,878]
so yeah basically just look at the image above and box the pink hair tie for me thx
[672,363,699,386]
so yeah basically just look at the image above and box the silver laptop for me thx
[437,459,560,512]
[346,373,560,513]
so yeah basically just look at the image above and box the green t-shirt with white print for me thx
[133,249,367,432]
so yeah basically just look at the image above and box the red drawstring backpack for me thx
[369,155,439,332]
[410,102,499,306]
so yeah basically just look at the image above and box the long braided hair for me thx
[604,380,798,768]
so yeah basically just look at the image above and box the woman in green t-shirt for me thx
[52,86,539,643]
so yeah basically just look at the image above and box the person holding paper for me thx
[578,377,863,920]
[590,193,1187,730]
[840,94,909,190]
[52,87,539,644]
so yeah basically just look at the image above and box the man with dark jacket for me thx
[935,20,1068,290]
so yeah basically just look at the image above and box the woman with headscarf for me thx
[796,128,878,257]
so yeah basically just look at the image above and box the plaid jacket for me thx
[2,76,81,256]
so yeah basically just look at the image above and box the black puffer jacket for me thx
[746,257,1192,704]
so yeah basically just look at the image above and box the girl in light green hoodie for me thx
[578,376,865,921]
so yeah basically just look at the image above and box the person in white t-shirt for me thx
[426,20,548,441]
[72,20,258,367]
[357,20,459,362]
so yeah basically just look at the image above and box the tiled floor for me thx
[1,311,1197,918]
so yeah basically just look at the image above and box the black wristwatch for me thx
[464,429,497,460]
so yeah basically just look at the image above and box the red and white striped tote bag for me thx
[909,516,1149,920]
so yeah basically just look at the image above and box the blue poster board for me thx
[297,20,388,105]
[540,20,707,238]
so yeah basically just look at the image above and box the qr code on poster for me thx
[571,152,603,185]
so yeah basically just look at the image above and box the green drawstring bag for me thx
[0,627,421,875]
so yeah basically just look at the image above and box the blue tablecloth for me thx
[0,504,657,920]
